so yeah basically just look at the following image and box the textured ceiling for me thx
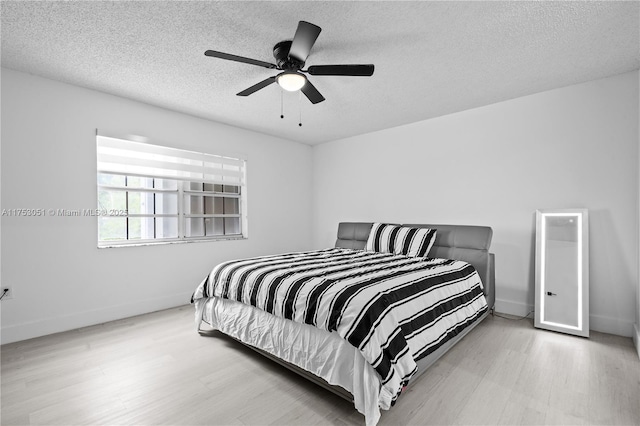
[1,1,639,145]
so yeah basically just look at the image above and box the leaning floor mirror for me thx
[534,209,589,337]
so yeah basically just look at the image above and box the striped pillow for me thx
[365,223,437,258]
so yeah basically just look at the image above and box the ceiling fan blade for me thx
[288,21,322,63]
[301,79,325,104]
[205,50,277,69]
[237,77,277,96]
[307,64,375,76]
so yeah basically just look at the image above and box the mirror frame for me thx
[534,208,589,337]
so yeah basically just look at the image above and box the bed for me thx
[192,222,495,425]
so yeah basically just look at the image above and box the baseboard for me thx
[494,298,634,338]
[1,291,193,345]
[494,298,533,317]
[589,313,635,337]
[633,323,640,359]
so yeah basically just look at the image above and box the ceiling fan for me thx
[204,21,374,104]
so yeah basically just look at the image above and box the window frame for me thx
[96,134,247,248]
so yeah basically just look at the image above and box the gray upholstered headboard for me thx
[335,222,495,310]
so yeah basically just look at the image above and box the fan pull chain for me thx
[280,90,284,119]
[298,91,302,127]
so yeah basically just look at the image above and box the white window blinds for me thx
[96,135,246,187]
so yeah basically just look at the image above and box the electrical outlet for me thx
[2,286,13,300]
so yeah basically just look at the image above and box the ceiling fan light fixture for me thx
[276,71,306,91]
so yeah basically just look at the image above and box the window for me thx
[96,134,246,247]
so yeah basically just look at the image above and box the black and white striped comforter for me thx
[192,248,488,406]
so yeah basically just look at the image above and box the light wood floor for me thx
[2,305,639,426]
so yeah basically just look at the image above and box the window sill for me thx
[98,236,247,248]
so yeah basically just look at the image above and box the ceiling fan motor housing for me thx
[273,41,304,70]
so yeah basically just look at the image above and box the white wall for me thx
[0,68,313,344]
[312,71,639,337]
[2,68,638,344]
[636,69,640,357]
